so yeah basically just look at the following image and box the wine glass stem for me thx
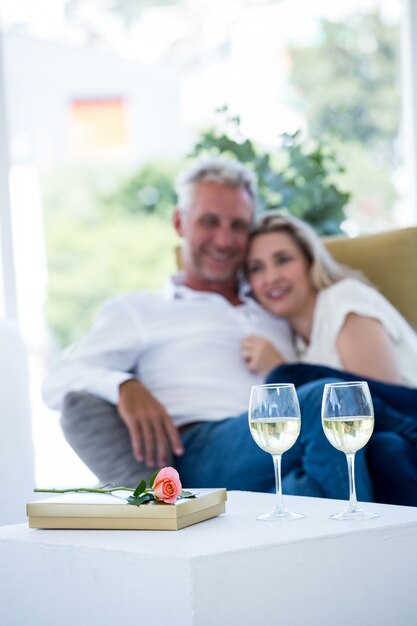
[345,452,358,511]
[273,454,285,511]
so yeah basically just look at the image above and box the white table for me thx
[1,491,416,626]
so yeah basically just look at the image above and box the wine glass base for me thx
[330,507,379,521]
[257,508,304,522]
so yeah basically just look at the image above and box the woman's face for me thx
[246,230,316,320]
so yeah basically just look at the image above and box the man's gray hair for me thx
[175,156,258,212]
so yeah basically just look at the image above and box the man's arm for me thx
[43,294,184,466]
[42,295,142,409]
[118,380,184,467]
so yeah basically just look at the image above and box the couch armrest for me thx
[61,391,157,488]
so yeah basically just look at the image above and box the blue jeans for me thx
[367,432,417,506]
[175,377,374,502]
[268,363,417,506]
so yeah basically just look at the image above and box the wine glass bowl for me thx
[249,383,304,521]
[321,381,379,521]
[322,414,374,454]
[249,415,301,456]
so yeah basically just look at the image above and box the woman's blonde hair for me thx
[248,210,363,290]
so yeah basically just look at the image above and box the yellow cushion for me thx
[324,227,417,329]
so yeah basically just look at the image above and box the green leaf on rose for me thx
[180,490,197,498]
[133,480,146,498]
[149,469,161,489]
[126,493,155,506]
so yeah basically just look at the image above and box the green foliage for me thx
[42,163,124,222]
[192,110,349,234]
[126,493,155,506]
[286,11,400,231]
[102,159,182,218]
[330,140,398,231]
[289,11,400,167]
[149,469,160,489]
[43,164,179,348]
[133,480,147,498]
[42,162,182,348]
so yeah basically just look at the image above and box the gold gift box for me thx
[27,488,227,531]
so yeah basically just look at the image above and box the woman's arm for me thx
[336,313,402,384]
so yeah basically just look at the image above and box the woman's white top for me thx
[295,278,417,387]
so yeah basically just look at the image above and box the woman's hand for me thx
[241,335,285,376]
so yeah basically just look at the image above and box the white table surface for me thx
[1,491,417,626]
[1,490,416,555]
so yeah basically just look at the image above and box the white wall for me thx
[3,32,190,170]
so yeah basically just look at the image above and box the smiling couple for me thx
[43,156,417,506]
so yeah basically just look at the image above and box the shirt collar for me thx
[161,273,252,303]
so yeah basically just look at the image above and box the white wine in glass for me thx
[321,381,379,521]
[249,383,304,522]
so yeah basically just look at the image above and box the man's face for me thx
[173,181,254,291]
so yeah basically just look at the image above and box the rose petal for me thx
[154,470,182,503]
[154,467,181,483]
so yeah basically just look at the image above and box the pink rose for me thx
[153,467,182,503]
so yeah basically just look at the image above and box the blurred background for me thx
[0,0,415,487]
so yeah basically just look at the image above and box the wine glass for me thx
[249,383,304,521]
[321,381,379,521]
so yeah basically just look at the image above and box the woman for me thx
[242,211,417,505]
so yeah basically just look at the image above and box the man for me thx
[43,157,296,489]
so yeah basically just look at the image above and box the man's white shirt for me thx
[43,278,296,427]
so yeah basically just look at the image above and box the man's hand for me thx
[241,335,285,376]
[117,379,184,468]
